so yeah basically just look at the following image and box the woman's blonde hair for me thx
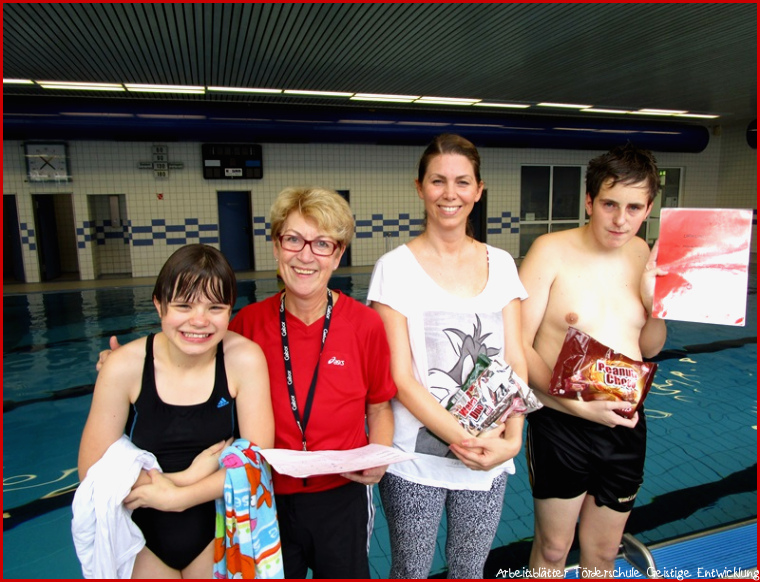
[270,186,355,246]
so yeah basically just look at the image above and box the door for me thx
[217,191,253,271]
[471,189,487,242]
[335,190,352,267]
[3,195,25,281]
[32,194,62,280]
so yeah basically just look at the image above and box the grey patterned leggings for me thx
[378,471,508,579]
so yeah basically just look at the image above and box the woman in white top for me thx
[368,134,528,578]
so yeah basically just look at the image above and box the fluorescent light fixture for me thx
[353,93,420,100]
[338,119,396,125]
[503,126,545,131]
[274,119,325,123]
[126,84,205,94]
[4,113,58,117]
[283,90,354,97]
[207,86,282,94]
[40,85,125,91]
[397,121,449,126]
[209,117,273,122]
[350,97,416,103]
[638,108,687,115]
[453,123,505,128]
[642,131,681,135]
[675,113,720,119]
[473,102,530,109]
[554,127,598,132]
[538,102,593,109]
[39,81,125,91]
[61,112,134,118]
[630,110,676,116]
[415,100,475,106]
[417,96,481,103]
[597,129,639,134]
[136,114,207,120]
[3,78,34,84]
[581,108,631,114]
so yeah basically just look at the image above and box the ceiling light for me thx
[637,108,688,115]
[473,102,530,109]
[415,100,476,106]
[581,108,631,115]
[283,90,354,97]
[338,119,396,124]
[3,78,34,84]
[137,114,207,120]
[537,102,593,109]
[350,97,416,103]
[503,126,545,131]
[209,117,272,122]
[61,112,134,118]
[675,113,720,119]
[353,93,420,100]
[207,86,282,94]
[397,121,449,126]
[274,119,325,123]
[39,81,125,91]
[125,84,204,94]
[417,96,481,104]
[630,110,677,116]
[554,127,598,132]
[454,123,505,128]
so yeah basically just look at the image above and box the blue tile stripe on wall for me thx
[72,210,527,251]
[253,213,424,241]
[77,219,219,248]
[487,211,520,235]
[19,222,37,251]
[354,213,424,239]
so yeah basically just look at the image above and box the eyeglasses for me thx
[278,234,340,256]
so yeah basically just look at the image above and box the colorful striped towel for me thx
[213,440,283,579]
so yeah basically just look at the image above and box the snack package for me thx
[447,354,542,435]
[549,327,657,419]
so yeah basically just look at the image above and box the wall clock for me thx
[25,142,70,182]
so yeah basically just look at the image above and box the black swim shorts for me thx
[526,406,647,513]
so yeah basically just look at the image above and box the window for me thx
[519,165,583,256]
[637,168,682,244]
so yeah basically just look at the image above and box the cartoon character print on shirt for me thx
[415,312,502,458]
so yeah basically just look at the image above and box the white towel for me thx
[71,435,161,579]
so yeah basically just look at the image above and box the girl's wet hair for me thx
[153,244,236,313]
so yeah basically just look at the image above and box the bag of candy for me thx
[447,354,542,435]
[549,327,657,419]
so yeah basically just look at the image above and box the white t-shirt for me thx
[367,243,528,491]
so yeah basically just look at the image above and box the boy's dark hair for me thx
[586,143,660,203]
[153,244,236,314]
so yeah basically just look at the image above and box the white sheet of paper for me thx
[260,444,417,478]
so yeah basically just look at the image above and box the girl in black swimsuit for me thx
[78,244,274,578]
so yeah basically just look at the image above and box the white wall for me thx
[3,119,756,283]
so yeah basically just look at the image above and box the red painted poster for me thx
[652,208,754,326]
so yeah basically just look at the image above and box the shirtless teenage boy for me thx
[519,144,667,578]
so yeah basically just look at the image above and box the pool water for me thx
[3,272,756,578]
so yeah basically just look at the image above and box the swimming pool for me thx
[3,272,756,578]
